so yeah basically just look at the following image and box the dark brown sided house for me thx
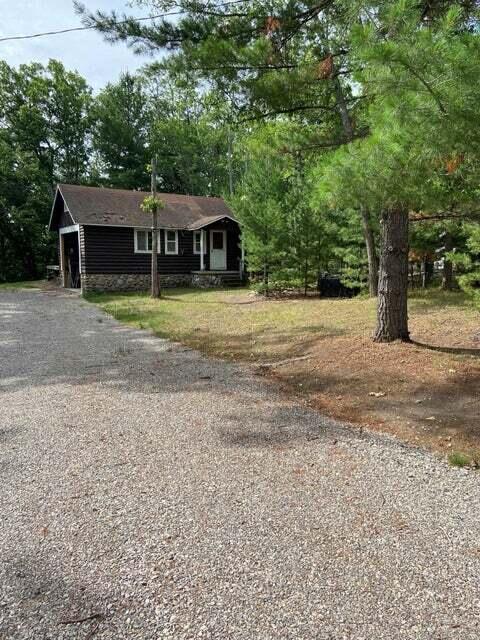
[49,184,244,293]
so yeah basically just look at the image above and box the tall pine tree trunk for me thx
[263,263,269,297]
[333,78,354,141]
[304,256,309,297]
[361,208,379,297]
[373,207,410,342]
[441,233,453,290]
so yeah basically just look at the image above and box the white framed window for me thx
[193,230,207,255]
[134,229,160,254]
[165,229,179,255]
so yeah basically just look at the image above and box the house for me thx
[49,184,244,293]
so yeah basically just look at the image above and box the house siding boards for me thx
[50,192,71,231]
[224,218,242,271]
[59,208,74,228]
[82,226,201,274]
[81,220,240,276]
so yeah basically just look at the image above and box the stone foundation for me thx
[81,273,191,293]
[81,272,243,293]
[159,274,192,288]
[191,273,223,288]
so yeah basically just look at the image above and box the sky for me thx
[0,0,156,90]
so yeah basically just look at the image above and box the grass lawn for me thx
[87,287,377,361]
[0,280,46,290]
[89,287,480,461]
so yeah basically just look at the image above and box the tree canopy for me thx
[2,0,480,344]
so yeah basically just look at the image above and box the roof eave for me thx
[188,214,238,231]
[47,186,61,232]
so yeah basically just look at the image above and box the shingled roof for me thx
[50,184,236,231]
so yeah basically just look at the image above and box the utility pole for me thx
[228,126,245,280]
[227,125,234,197]
[151,156,160,298]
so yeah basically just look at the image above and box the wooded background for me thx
[2,0,480,339]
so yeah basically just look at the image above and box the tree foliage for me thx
[92,72,151,190]
[3,0,480,339]
[232,123,338,293]
[0,62,237,282]
[0,60,92,281]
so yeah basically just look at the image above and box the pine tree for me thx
[314,2,480,340]
[92,73,151,190]
[80,0,480,338]
[231,123,329,294]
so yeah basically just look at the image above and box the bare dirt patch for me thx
[268,334,480,458]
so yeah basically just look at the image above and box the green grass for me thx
[86,287,376,362]
[448,451,472,468]
[0,280,45,290]
[408,287,472,310]
[86,286,475,364]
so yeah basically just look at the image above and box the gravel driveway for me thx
[1,288,479,640]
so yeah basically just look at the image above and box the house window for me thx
[165,230,178,255]
[135,229,160,253]
[193,230,206,255]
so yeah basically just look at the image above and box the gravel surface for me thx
[0,288,479,640]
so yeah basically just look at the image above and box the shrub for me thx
[448,451,471,468]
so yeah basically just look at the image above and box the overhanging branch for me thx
[410,211,480,223]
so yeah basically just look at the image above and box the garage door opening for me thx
[60,230,81,289]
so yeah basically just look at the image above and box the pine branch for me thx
[281,129,371,153]
[279,1,335,49]
[75,1,342,54]
[410,211,480,223]
[239,103,340,122]
[239,94,363,122]
[394,58,447,115]
[191,63,299,72]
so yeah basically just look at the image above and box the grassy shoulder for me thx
[0,280,46,290]
[88,287,480,462]
[86,287,378,361]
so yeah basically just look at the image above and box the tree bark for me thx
[373,207,410,342]
[333,77,354,142]
[421,255,433,288]
[441,233,453,290]
[151,209,159,298]
[227,126,234,197]
[263,264,269,296]
[360,207,379,297]
[304,256,308,297]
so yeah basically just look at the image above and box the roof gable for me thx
[50,184,236,231]
[49,187,74,231]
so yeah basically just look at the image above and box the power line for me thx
[0,12,181,43]
[0,0,249,44]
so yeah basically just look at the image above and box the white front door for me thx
[210,230,227,270]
